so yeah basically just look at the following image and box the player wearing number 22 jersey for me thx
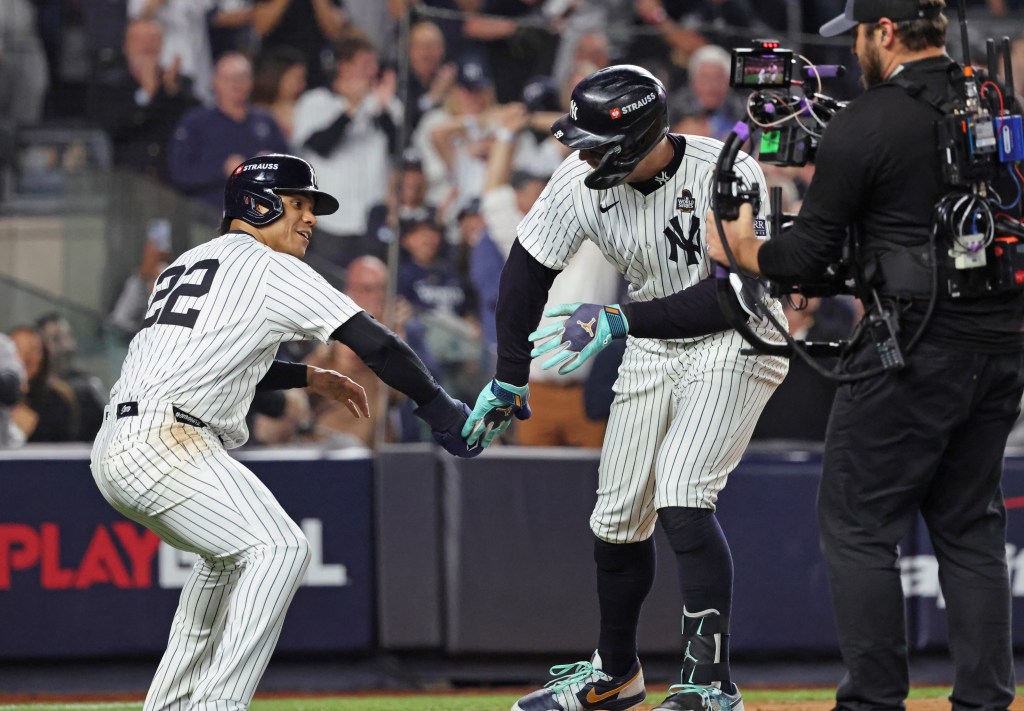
[461,67,789,711]
[92,154,478,711]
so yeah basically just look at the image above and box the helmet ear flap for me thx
[583,144,626,190]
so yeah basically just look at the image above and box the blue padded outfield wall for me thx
[2,444,1024,659]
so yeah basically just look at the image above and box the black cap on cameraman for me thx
[820,0,944,37]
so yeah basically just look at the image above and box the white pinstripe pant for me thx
[91,404,310,711]
[592,318,789,543]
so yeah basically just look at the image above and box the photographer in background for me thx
[707,2,1024,710]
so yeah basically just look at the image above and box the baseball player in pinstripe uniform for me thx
[91,154,477,711]
[462,66,789,711]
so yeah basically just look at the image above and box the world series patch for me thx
[676,190,696,213]
[753,218,768,237]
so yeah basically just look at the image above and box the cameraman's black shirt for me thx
[757,55,1024,353]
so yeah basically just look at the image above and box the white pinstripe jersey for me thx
[518,134,771,304]
[108,231,361,448]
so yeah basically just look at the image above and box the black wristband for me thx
[256,360,308,391]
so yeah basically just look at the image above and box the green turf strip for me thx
[0,687,957,711]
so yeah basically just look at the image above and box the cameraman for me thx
[707,1,1024,710]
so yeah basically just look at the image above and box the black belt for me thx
[115,401,208,429]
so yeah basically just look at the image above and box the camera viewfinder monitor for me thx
[730,47,793,89]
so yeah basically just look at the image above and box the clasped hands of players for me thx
[461,302,630,450]
[307,365,480,458]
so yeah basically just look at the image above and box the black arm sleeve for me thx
[255,360,308,391]
[330,311,440,406]
[494,240,560,386]
[621,277,740,339]
[303,112,353,157]
[374,111,399,156]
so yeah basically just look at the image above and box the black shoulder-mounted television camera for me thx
[711,17,1024,383]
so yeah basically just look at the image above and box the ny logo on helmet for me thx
[570,100,578,121]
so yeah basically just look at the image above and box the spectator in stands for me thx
[630,0,755,85]
[35,313,107,441]
[424,59,501,218]
[108,218,173,338]
[515,75,572,179]
[167,52,289,210]
[364,153,436,258]
[89,19,197,181]
[252,45,307,140]
[8,325,77,443]
[460,0,559,103]
[128,0,216,104]
[252,0,346,90]
[552,29,612,90]
[0,334,26,449]
[398,218,474,318]
[398,218,481,396]
[304,255,425,447]
[405,20,457,137]
[669,44,745,140]
[0,0,49,126]
[293,32,401,267]
[208,0,256,60]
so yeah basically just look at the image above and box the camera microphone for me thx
[804,65,846,79]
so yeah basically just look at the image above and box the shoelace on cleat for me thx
[666,684,714,710]
[544,660,608,694]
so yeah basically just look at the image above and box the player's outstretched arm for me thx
[531,275,750,363]
[462,240,559,448]
[331,312,480,458]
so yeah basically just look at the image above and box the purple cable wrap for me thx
[716,264,729,278]
[798,97,811,115]
[764,102,776,115]
[733,122,750,141]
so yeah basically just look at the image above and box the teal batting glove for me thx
[529,303,629,375]
[461,378,531,448]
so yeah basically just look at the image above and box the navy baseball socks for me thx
[511,651,646,711]
[653,607,744,711]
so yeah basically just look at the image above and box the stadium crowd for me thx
[1,0,1022,448]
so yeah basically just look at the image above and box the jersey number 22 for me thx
[142,259,221,329]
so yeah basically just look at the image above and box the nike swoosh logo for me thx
[585,669,641,704]
[599,201,619,213]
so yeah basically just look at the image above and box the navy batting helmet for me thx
[551,65,669,190]
[223,154,339,226]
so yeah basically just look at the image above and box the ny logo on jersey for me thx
[663,215,701,265]
[570,100,579,121]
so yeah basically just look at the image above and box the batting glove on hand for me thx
[414,389,482,458]
[529,303,629,375]
[461,378,531,448]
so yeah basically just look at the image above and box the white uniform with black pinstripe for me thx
[91,231,360,710]
[517,135,789,543]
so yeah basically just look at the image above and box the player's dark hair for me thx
[219,217,233,235]
[334,31,376,65]
[884,1,947,52]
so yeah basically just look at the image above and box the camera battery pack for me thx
[991,236,1024,290]
[995,115,1024,163]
